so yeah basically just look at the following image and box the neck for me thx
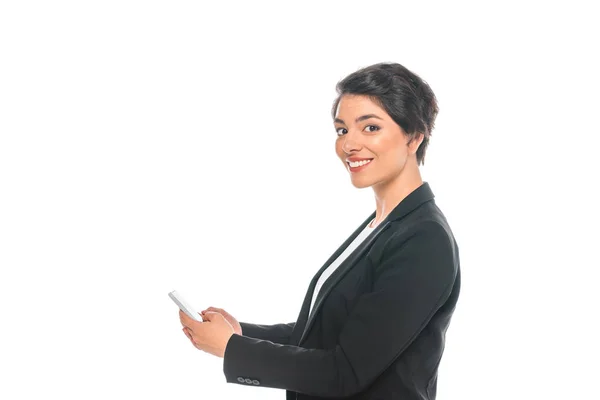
[371,163,423,226]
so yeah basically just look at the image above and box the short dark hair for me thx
[331,62,439,165]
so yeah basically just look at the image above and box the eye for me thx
[364,125,380,132]
[336,127,347,136]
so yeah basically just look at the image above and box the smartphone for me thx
[168,290,203,322]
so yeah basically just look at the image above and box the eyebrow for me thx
[334,114,384,125]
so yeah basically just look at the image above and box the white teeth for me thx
[348,159,372,167]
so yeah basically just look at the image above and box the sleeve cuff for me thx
[223,333,267,387]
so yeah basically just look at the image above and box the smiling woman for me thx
[177,62,460,400]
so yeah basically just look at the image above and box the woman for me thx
[179,62,461,400]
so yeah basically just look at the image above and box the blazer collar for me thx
[384,181,435,223]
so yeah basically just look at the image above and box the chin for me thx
[349,178,373,189]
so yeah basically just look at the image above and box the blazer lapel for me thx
[297,217,391,345]
[289,211,376,345]
[290,182,436,346]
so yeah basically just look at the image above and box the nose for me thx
[341,131,362,154]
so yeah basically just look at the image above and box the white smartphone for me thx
[168,290,203,322]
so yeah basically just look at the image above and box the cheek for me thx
[335,140,345,157]
[397,146,410,160]
[374,137,405,159]
[377,145,409,169]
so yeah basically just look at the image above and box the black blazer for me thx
[224,182,461,400]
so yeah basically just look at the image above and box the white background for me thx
[1,1,599,399]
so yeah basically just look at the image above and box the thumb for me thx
[202,311,222,322]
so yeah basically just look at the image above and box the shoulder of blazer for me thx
[368,183,456,264]
[386,181,436,224]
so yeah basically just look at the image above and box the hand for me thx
[201,307,243,336]
[179,310,235,358]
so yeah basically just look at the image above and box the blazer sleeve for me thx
[238,322,296,345]
[222,221,458,398]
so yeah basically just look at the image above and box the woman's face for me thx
[334,94,421,189]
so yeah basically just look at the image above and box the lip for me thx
[347,158,373,173]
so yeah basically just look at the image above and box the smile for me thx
[348,159,372,168]
[347,159,373,172]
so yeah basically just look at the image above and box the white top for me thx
[308,219,376,317]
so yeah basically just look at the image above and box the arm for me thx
[238,322,296,345]
[222,221,457,397]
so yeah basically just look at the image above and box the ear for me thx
[408,133,424,155]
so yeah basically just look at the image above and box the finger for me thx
[205,311,227,325]
[179,310,200,328]
[186,327,198,343]
[193,343,205,352]
[185,326,201,343]
[179,310,191,327]
[187,329,203,351]
[182,327,192,341]
[185,320,207,339]
[202,311,220,322]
